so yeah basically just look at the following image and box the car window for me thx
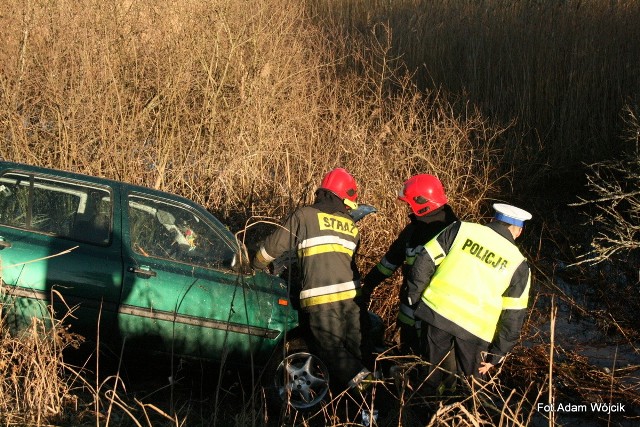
[0,172,112,245]
[128,195,236,270]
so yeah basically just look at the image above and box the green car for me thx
[0,160,349,410]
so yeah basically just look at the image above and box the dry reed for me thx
[309,0,640,186]
[0,298,82,425]
[1,0,638,425]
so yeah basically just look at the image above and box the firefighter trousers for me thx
[301,301,372,392]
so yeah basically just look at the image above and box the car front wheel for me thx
[263,336,330,416]
[273,351,329,411]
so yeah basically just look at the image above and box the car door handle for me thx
[128,266,157,277]
[0,239,11,249]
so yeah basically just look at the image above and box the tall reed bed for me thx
[4,0,637,425]
[309,0,640,185]
[0,0,503,226]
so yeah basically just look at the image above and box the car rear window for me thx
[0,172,112,245]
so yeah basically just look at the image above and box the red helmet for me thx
[397,174,448,216]
[320,168,358,209]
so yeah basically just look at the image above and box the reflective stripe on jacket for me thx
[421,221,529,342]
[299,279,361,308]
[362,206,459,325]
[260,205,361,310]
[397,302,417,326]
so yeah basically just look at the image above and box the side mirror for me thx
[231,240,253,274]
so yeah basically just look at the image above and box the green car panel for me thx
[0,161,297,366]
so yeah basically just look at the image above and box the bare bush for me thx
[571,106,640,265]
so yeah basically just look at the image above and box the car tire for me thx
[262,336,330,416]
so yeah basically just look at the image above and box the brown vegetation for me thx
[0,300,82,425]
[1,0,639,425]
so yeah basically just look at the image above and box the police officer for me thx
[363,174,458,356]
[406,203,532,385]
[252,168,373,394]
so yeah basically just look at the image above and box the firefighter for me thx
[251,168,373,395]
[406,203,532,388]
[363,174,458,355]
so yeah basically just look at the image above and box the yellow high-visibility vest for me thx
[421,222,529,342]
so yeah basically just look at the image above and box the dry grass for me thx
[0,311,187,426]
[309,0,640,184]
[0,0,503,225]
[1,292,637,426]
[1,0,639,425]
[0,300,82,425]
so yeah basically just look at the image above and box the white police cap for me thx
[493,203,532,227]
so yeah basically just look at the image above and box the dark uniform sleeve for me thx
[362,224,412,291]
[352,238,362,281]
[486,259,531,365]
[251,211,301,270]
[406,221,461,306]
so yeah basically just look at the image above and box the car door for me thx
[120,191,280,363]
[0,170,122,337]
